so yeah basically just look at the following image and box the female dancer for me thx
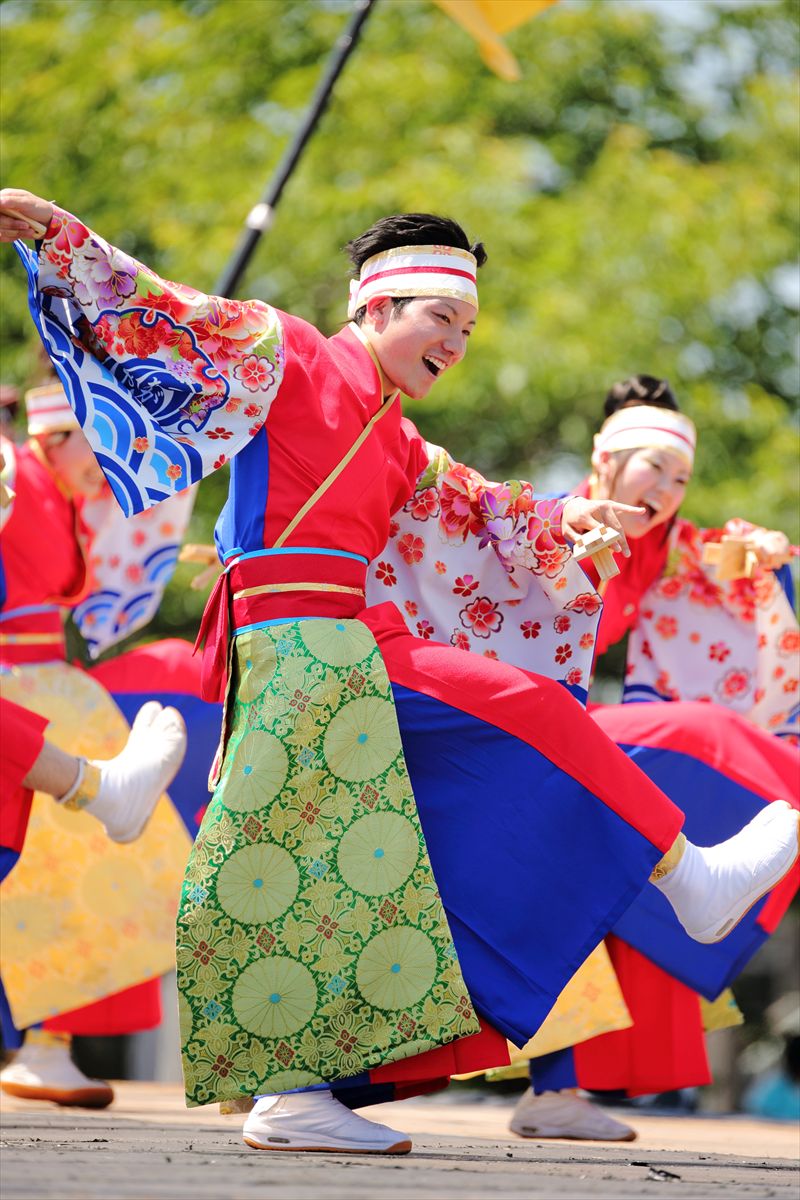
[0,385,188,1106]
[374,378,797,1138]
[517,380,798,1137]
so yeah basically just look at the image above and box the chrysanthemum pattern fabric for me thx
[624,518,800,739]
[177,618,479,1107]
[366,443,602,698]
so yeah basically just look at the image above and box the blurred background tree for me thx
[1,0,797,647]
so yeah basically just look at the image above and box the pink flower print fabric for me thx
[365,443,601,694]
[625,518,800,738]
[74,484,197,656]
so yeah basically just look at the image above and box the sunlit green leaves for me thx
[1,0,796,651]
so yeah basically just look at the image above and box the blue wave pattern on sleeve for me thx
[16,235,284,519]
[17,241,204,515]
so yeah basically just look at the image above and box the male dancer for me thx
[0,190,797,1155]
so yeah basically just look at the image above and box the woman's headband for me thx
[25,383,79,436]
[347,244,479,319]
[592,405,697,470]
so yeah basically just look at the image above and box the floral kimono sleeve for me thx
[366,442,603,697]
[73,485,197,657]
[624,517,800,739]
[15,207,285,516]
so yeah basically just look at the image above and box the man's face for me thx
[40,429,105,498]
[363,296,477,400]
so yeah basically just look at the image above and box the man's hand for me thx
[0,189,54,242]
[562,496,646,559]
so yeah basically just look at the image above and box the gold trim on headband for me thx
[361,244,477,266]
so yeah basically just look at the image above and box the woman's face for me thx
[598,446,691,539]
[40,429,105,498]
[362,296,476,400]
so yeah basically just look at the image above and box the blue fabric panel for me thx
[612,744,770,998]
[529,1047,578,1093]
[775,563,795,609]
[0,980,24,1050]
[389,684,663,1048]
[215,426,269,559]
[110,692,221,837]
[0,848,23,1047]
[0,845,19,884]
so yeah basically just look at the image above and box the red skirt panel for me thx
[573,936,710,1097]
[0,698,48,853]
[44,978,162,1037]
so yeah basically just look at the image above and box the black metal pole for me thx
[215,0,377,298]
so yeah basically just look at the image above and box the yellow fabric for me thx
[24,1028,71,1048]
[701,988,744,1033]
[0,633,63,646]
[62,762,101,812]
[432,0,558,81]
[0,662,192,1030]
[650,831,686,882]
[233,582,365,600]
[456,942,632,1080]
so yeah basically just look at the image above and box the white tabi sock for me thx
[652,800,799,943]
[59,701,187,844]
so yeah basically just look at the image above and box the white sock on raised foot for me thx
[653,800,799,944]
[242,1088,412,1154]
[86,701,187,843]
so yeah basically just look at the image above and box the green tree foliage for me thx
[1,0,797,645]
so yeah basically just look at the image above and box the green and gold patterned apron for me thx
[177,618,479,1106]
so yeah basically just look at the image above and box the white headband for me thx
[592,405,697,470]
[347,244,479,319]
[25,383,80,436]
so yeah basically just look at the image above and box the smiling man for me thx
[343,216,480,399]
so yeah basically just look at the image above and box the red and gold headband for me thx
[347,244,479,319]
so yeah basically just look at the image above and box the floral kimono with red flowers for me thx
[622,518,799,740]
[366,444,601,700]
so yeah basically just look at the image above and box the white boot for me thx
[0,1033,113,1108]
[61,701,187,843]
[242,1089,412,1154]
[654,801,799,944]
[510,1089,637,1142]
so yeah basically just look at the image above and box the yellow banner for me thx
[432,0,558,81]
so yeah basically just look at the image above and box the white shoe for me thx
[654,800,800,944]
[88,701,187,843]
[509,1089,637,1142]
[242,1089,412,1154]
[0,1039,113,1108]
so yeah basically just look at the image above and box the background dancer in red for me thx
[0,386,188,1108]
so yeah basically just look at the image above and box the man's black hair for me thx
[603,375,678,419]
[345,213,486,325]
